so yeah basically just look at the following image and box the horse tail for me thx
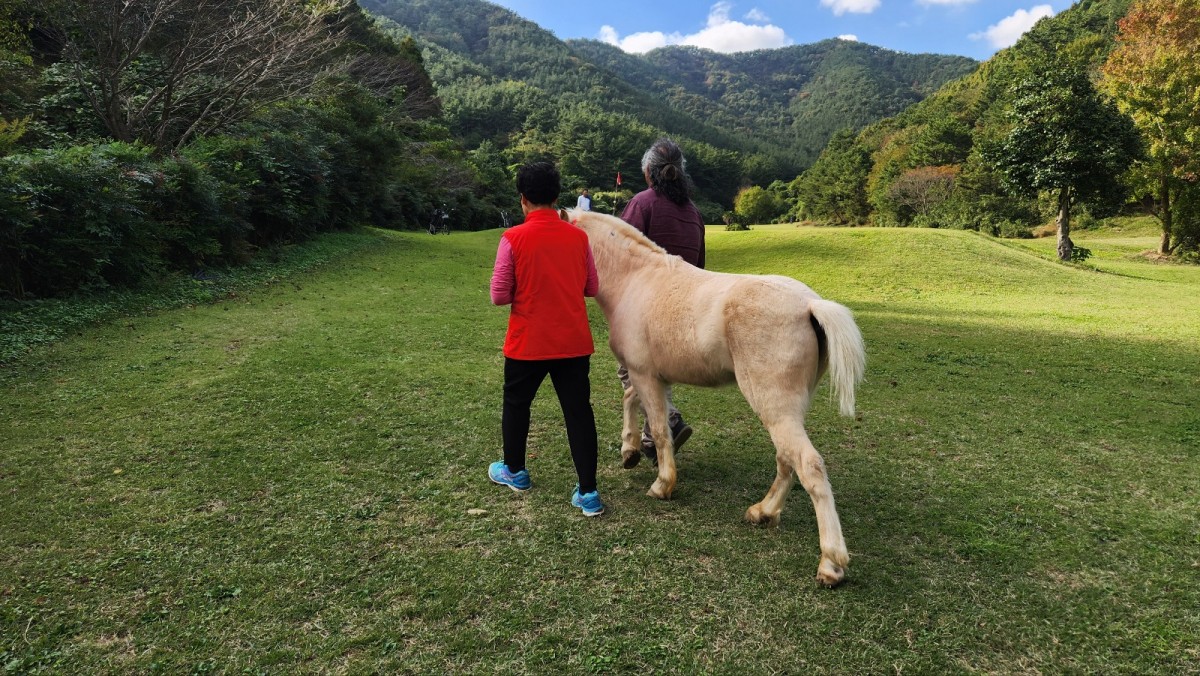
[808,298,865,417]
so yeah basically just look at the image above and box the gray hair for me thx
[640,138,691,205]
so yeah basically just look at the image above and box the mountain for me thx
[568,39,977,169]
[358,0,978,209]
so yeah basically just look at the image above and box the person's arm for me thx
[490,238,515,305]
[697,223,706,270]
[584,248,599,297]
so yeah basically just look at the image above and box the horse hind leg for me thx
[746,418,849,587]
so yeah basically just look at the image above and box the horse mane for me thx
[567,209,678,268]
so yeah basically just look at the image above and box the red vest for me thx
[502,210,595,360]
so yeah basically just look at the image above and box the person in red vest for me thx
[487,161,605,517]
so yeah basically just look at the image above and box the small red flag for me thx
[616,171,622,186]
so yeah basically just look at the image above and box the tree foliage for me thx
[888,166,958,223]
[982,59,1141,260]
[0,0,498,299]
[792,129,872,225]
[733,185,785,225]
[1101,0,1200,254]
[39,0,350,151]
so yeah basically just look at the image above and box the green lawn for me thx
[2,224,1198,673]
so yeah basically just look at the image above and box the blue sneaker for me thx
[488,461,530,492]
[571,486,605,517]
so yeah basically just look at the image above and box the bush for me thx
[996,219,1034,239]
[0,80,486,298]
[0,143,164,297]
[722,211,750,231]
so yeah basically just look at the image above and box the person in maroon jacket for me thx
[618,138,706,467]
[487,162,605,516]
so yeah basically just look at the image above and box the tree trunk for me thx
[1056,187,1073,262]
[1159,170,1172,255]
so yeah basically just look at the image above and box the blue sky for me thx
[487,0,1076,61]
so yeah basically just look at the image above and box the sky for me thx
[487,0,1077,61]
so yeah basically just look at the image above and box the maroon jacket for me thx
[621,189,706,268]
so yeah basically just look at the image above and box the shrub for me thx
[0,143,164,297]
[997,219,1034,239]
[722,211,750,231]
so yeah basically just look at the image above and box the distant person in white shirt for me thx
[576,188,592,211]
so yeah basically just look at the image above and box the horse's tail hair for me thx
[808,298,865,417]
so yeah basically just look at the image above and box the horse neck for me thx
[583,220,656,307]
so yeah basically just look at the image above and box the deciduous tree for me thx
[42,0,349,151]
[733,185,784,225]
[888,165,958,221]
[1101,0,1200,254]
[983,61,1141,261]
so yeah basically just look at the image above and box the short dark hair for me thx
[516,162,561,205]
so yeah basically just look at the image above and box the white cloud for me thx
[917,0,978,6]
[744,8,770,22]
[820,0,882,16]
[969,5,1055,48]
[599,25,682,53]
[599,3,790,54]
[838,34,859,41]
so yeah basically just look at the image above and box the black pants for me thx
[502,355,598,494]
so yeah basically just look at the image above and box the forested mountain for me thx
[358,0,977,213]
[790,0,1199,258]
[569,39,977,169]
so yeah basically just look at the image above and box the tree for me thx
[42,0,349,151]
[982,61,1141,261]
[888,166,958,222]
[1101,0,1200,255]
[733,185,784,225]
[792,128,871,225]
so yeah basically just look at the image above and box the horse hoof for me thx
[744,505,780,527]
[621,448,641,469]
[816,559,847,588]
[646,481,673,500]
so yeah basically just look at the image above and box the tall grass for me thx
[2,224,1197,673]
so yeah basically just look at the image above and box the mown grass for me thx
[2,224,1198,673]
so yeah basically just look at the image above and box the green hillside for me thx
[569,39,977,169]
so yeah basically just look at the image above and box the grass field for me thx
[2,223,1198,673]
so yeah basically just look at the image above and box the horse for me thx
[567,209,866,586]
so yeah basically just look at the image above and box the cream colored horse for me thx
[569,209,865,586]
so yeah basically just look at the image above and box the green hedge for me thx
[0,89,475,298]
